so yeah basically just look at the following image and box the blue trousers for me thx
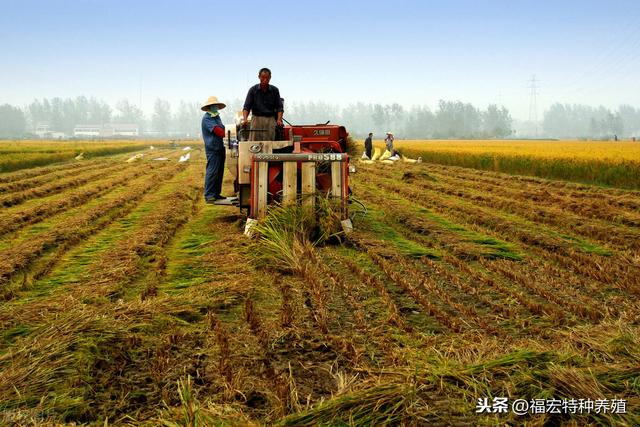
[204,148,225,199]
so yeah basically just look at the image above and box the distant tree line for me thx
[542,103,640,139]
[1,96,639,140]
[282,100,513,139]
[0,97,513,139]
[0,104,27,138]
[0,96,204,138]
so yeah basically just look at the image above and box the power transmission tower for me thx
[527,75,540,136]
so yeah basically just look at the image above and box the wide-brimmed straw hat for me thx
[201,96,226,111]
[386,131,393,135]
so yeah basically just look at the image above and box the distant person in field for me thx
[364,132,373,159]
[385,132,395,153]
[201,96,227,203]
[242,67,284,141]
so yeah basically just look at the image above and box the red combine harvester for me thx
[226,122,353,232]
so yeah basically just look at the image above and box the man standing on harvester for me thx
[241,67,284,141]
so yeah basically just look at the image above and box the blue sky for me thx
[1,0,639,119]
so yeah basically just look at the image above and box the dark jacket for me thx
[243,84,284,117]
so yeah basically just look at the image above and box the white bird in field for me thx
[179,152,191,162]
[75,152,85,160]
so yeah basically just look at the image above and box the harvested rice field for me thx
[0,141,638,426]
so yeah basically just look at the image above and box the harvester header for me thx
[225,120,353,233]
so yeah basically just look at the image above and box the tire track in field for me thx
[355,182,518,260]
[363,168,640,294]
[366,165,639,253]
[426,167,640,227]
[408,171,640,252]
[355,238,520,336]
[357,180,541,325]
[329,252,414,333]
[0,163,163,238]
[420,256,529,323]
[0,161,132,208]
[322,250,424,366]
[477,258,603,322]
[352,182,565,330]
[75,164,202,300]
[334,237,456,335]
[297,254,395,367]
[388,253,504,334]
[0,163,186,294]
[423,162,640,212]
[365,249,474,334]
[157,203,363,416]
[0,149,176,196]
[351,182,564,328]
[441,254,567,325]
[0,160,101,184]
[0,160,107,195]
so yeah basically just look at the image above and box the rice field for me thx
[0,140,638,425]
[0,140,180,173]
[381,139,640,189]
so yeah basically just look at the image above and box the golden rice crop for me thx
[394,139,640,163]
[0,139,195,172]
[364,139,640,189]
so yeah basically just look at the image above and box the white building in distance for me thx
[35,122,66,139]
[73,123,140,138]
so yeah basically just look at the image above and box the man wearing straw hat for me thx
[241,67,284,141]
[385,131,395,154]
[201,96,227,203]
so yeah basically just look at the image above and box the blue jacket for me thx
[202,113,225,151]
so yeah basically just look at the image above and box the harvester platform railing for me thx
[250,152,349,220]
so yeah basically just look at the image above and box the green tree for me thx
[114,99,144,125]
[0,104,27,137]
[617,105,640,136]
[50,97,64,131]
[87,97,111,125]
[435,100,481,138]
[152,99,171,134]
[404,106,434,138]
[371,104,388,134]
[483,104,512,138]
[27,99,51,130]
[174,100,202,137]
